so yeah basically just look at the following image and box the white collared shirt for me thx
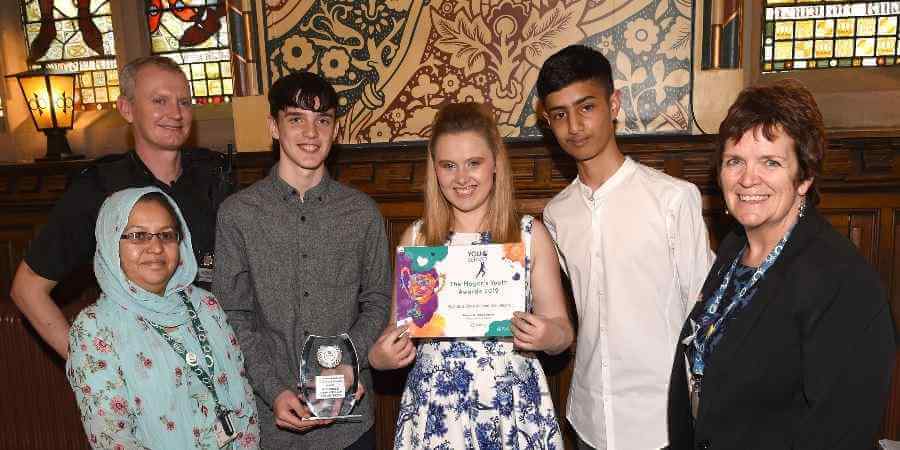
[543,157,714,450]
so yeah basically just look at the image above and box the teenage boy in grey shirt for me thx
[214,72,391,449]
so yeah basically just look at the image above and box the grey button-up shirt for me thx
[214,166,391,449]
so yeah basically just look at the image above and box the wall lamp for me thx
[8,68,82,161]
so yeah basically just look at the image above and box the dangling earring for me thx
[724,208,729,215]
[798,196,807,218]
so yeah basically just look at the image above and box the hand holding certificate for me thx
[395,243,527,338]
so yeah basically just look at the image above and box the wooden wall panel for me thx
[821,210,879,266]
[0,133,898,449]
[0,225,32,297]
[0,306,90,450]
[889,209,900,440]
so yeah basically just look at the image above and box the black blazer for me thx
[668,207,896,450]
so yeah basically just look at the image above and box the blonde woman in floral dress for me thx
[369,103,574,449]
[66,187,258,449]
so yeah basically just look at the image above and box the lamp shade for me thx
[13,69,76,130]
[7,68,81,161]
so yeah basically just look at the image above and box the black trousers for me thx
[344,426,375,450]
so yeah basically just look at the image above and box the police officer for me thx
[10,55,232,359]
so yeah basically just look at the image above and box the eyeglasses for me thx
[120,231,181,243]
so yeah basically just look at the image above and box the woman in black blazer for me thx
[667,81,895,450]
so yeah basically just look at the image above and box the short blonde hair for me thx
[119,56,186,100]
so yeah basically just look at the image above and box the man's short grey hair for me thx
[119,56,186,100]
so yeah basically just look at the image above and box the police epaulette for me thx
[88,152,140,194]
[75,152,129,178]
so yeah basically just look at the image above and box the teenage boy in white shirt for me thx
[536,45,714,450]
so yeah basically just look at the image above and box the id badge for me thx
[214,411,237,448]
[684,354,700,420]
[689,381,701,420]
[198,253,215,284]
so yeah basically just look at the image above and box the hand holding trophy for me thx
[298,333,362,420]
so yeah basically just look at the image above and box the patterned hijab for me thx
[94,186,197,327]
[90,187,253,446]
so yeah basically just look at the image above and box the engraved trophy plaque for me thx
[298,333,361,420]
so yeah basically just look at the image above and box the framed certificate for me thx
[394,243,527,338]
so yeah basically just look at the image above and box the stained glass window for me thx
[762,1,900,72]
[146,1,234,104]
[19,0,119,109]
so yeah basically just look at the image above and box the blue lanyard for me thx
[689,227,793,378]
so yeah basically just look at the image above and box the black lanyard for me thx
[145,291,225,414]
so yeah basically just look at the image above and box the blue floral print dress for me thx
[394,215,563,450]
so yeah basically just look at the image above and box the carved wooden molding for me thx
[1,134,900,205]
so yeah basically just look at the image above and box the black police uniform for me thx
[25,148,233,286]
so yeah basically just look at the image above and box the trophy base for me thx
[302,414,363,422]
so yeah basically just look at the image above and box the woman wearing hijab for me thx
[66,187,259,449]
[667,81,895,449]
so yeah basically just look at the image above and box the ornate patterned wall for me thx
[264,0,694,143]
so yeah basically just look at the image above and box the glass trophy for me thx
[298,333,361,420]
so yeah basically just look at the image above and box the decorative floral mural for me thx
[264,0,694,143]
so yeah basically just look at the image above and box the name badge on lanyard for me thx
[146,291,238,448]
[214,410,237,448]
[685,353,701,419]
[685,224,795,421]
